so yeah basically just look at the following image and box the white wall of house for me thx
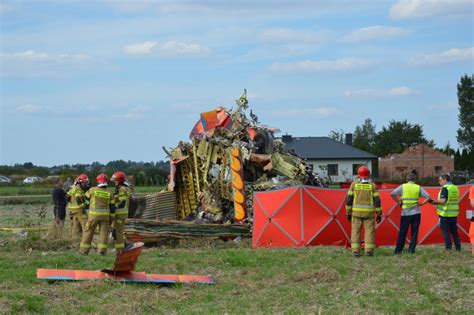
[309,159,373,183]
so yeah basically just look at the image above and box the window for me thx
[435,166,443,172]
[328,164,338,176]
[352,164,363,175]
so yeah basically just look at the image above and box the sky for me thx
[0,0,473,166]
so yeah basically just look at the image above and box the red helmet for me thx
[112,171,127,184]
[96,173,108,184]
[357,166,371,179]
[76,174,89,183]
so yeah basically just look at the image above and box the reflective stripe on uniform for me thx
[88,209,110,216]
[115,243,125,249]
[80,243,91,249]
[353,204,374,212]
[98,243,108,249]
[115,209,128,215]
[437,184,459,217]
[402,183,420,209]
[365,243,375,249]
[351,243,360,249]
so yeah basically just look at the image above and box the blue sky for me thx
[1,0,473,166]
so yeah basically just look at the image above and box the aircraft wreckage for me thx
[125,91,320,241]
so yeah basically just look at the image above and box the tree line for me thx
[329,74,474,173]
[0,160,170,186]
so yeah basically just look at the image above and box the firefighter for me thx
[67,174,89,240]
[111,171,131,254]
[346,166,382,257]
[79,173,115,255]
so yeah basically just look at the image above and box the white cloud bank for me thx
[0,50,93,78]
[410,47,474,65]
[259,28,331,44]
[270,58,373,74]
[342,25,410,43]
[390,0,473,19]
[123,40,210,56]
[344,86,416,98]
[15,104,43,113]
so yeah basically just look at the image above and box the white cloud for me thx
[123,40,209,56]
[270,58,373,74]
[159,40,209,55]
[344,86,416,98]
[342,25,410,43]
[409,47,474,65]
[390,0,473,20]
[0,50,94,78]
[116,106,151,121]
[271,106,340,118]
[123,41,157,55]
[259,28,331,44]
[15,104,43,113]
[1,50,90,62]
[426,102,457,111]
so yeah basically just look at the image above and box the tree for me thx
[328,129,345,143]
[456,74,474,151]
[353,118,377,153]
[372,120,435,157]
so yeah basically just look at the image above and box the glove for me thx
[347,214,352,222]
[376,215,382,224]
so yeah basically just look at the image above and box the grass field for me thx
[0,204,472,314]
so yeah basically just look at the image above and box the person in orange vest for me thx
[79,173,115,255]
[469,185,474,255]
[346,165,382,257]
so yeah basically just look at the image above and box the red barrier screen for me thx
[252,185,472,248]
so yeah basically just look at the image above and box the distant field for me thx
[0,204,472,313]
[0,185,164,196]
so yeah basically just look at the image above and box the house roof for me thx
[282,136,377,160]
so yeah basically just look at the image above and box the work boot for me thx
[353,251,360,257]
[366,251,374,257]
[78,251,88,256]
[99,252,106,256]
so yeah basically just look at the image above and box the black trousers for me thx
[395,213,421,253]
[439,216,461,251]
[54,204,66,222]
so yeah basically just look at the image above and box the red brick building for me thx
[379,144,454,180]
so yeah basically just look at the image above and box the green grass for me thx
[0,205,472,313]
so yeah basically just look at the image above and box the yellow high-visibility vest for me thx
[437,184,459,217]
[401,183,420,209]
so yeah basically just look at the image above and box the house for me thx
[378,144,454,180]
[282,134,377,182]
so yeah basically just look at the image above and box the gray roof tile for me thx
[282,136,377,160]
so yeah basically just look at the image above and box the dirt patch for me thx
[294,267,340,283]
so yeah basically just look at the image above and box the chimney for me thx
[282,134,292,143]
[345,133,353,146]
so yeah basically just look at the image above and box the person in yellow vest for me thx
[66,174,89,240]
[429,174,461,251]
[346,165,382,257]
[111,171,131,254]
[79,173,115,255]
[469,185,474,255]
[390,173,432,254]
